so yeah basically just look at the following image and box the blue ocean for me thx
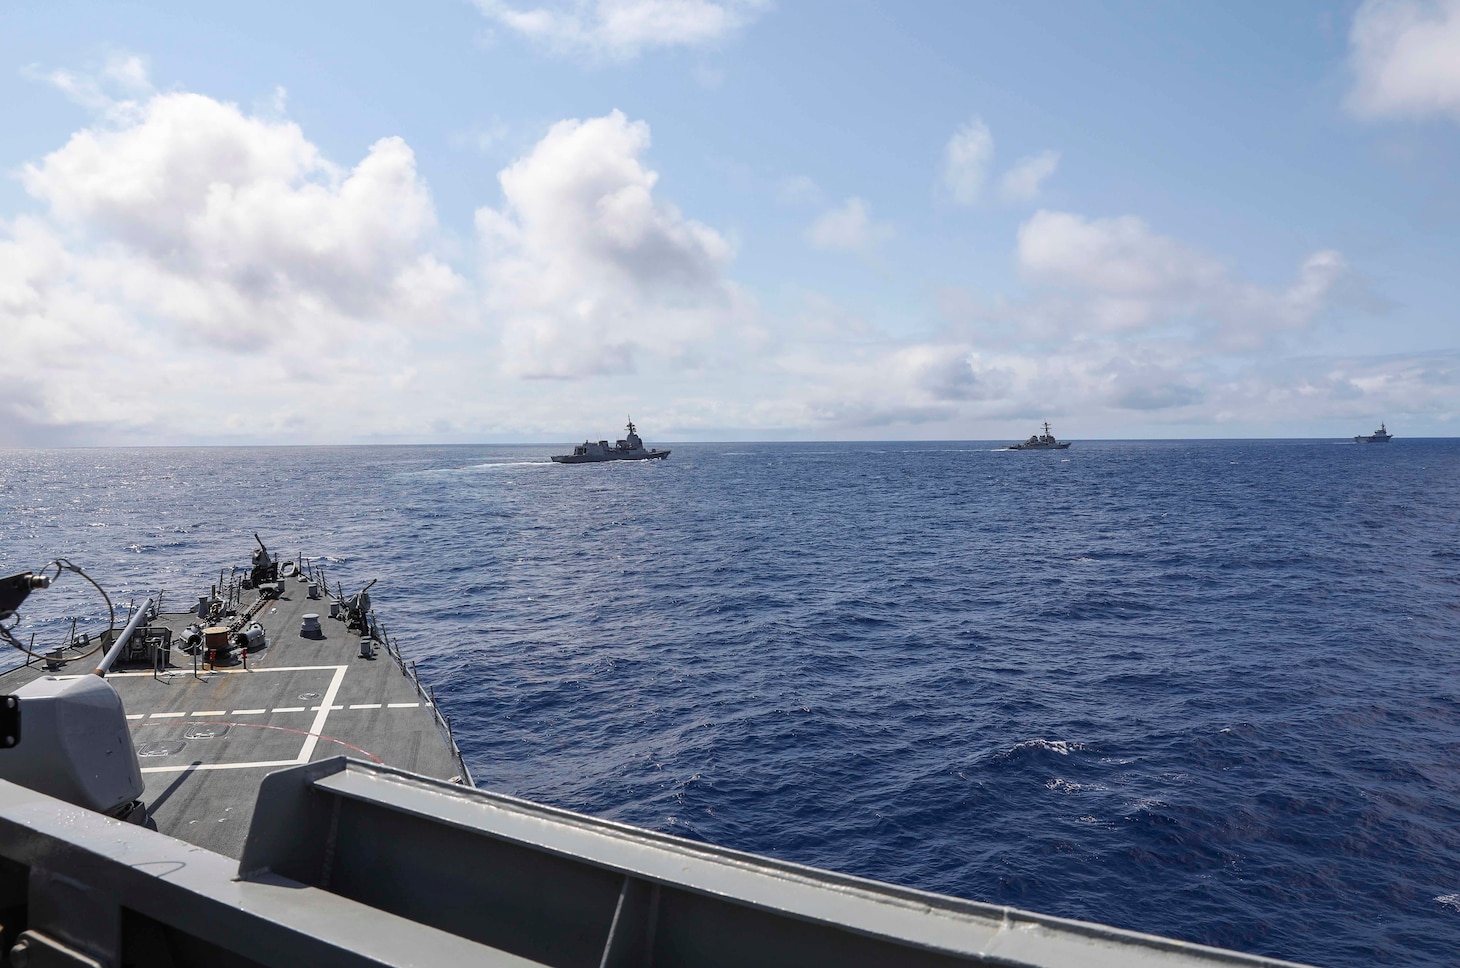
[3,439,1458,967]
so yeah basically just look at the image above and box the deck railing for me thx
[300,557,471,786]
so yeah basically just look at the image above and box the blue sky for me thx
[1,0,1457,443]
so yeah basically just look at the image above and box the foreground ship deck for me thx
[0,561,467,859]
[0,552,1316,967]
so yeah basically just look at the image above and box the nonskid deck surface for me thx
[2,573,463,859]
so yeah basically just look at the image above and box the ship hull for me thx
[551,450,671,463]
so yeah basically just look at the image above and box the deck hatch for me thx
[136,741,186,757]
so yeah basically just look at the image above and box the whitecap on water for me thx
[999,739,1090,757]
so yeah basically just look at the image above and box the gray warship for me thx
[1354,422,1392,443]
[1008,420,1072,450]
[552,418,670,463]
[0,539,1310,967]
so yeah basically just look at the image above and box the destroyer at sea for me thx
[0,537,1310,966]
[552,418,670,463]
[1354,422,1393,443]
[1008,420,1072,450]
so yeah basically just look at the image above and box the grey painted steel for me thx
[0,561,466,859]
[1,675,143,815]
[0,778,541,967]
[240,757,1315,968]
[93,596,153,676]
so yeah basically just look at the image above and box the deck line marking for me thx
[141,759,299,775]
[297,665,348,763]
[75,664,348,679]
[127,703,426,719]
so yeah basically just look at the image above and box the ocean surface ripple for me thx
[3,439,1458,967]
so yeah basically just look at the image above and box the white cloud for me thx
[1,84,471,444]
[997,150,1060,203]
[475,0,769,60]
[5,60,1448,444]
[1015,210,1347,347]
[775,174,821,205]
[26,53,154,118]
[476,110,746,378]
[1018,210,1224,302]
[941,117,994,205]
[789,210,1378,433]
[21,92,463,350]
[772,341,1003,428]
[805,197,893,252]
[1348,0,1460,120]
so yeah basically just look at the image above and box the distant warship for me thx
[1354,422,1392,443]
[1008,421,1072,450]
[552,418,671,463]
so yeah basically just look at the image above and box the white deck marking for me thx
[86,664,352,679]
[141,759,299,775]
[127,701,424,720]
[296,665,348,764]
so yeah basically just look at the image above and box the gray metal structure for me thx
[1354,422,1392,443]
[0,757,1314,968]
[0,555,468,860]
[552,418,671,463]
[1007,422,1072,450]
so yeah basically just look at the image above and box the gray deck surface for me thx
[1,572,463,859]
